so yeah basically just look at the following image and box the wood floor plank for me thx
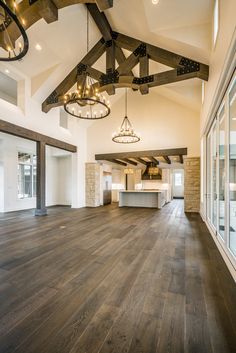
[0,200,235,353]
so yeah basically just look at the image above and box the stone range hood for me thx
[141,163,162,180]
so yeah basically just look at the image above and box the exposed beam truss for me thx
[42,4,209,113]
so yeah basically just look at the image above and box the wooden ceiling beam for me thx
[95,148,188,161]
[115,45,134,77]
[85,66,104,81]
[149,69,199,88]
[116,50,139,75]
[96,0,113,10]
[0,119,77,152]
[39,0,58,24]
[139,53,149,95]
[163,156,171,164]
[86,3,112,41]
[148,157,159,165]
[135,158,148,166]
[114,32,209,81]
[106,40,116,95]
[179,155,184,164]
[107,159,127,166]
[121,158,138,166]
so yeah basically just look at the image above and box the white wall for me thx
[201,0,236,133]
[87,90,200,161]
[46,146,73,207]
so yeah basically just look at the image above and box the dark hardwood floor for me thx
[0,200,235,353]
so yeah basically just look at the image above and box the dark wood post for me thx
[35,141,47,216]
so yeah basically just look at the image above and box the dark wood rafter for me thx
[95,148,187,164]
[163,156,171,164]
[179,155,184,164]
[134,158,148,166]
[39,0,58,24]
[42,3,209,113]
[121,158,138,166]
[106,159,127,166]
[96,148,188,160]
[96,0,113,11]
[148,156,159,165]
[0,119,77,152]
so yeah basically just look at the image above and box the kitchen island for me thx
[119,190,166,209]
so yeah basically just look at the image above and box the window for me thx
[17,152,36,199]
[229,76,236,256]
[206,71,236,266]
[213,0,219,46]
[174,173,182,186]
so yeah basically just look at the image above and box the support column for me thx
[85,163,101,207]
[35,141,47,216]
[184,157,200,212]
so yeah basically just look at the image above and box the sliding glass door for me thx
[206,70,236,266]
[229,76,236,256]
[218,105,226,240]
[207,120,217,229]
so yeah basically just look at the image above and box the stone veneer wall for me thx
[184,157,200,212]
[85,163,100,207]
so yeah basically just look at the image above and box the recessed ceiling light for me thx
[35,43,42,51]
[5,69,10,74]
[152,0,160,4]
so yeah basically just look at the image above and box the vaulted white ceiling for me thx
[0,0,214,113]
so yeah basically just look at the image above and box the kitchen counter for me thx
[119,190,166,209]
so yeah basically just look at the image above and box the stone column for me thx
[184,157,200,212]
[85,163,101,207]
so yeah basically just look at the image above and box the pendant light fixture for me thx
[63,9,110,120]
[0,0,28,61]
[112,89,140,143]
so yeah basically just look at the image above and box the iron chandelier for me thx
[112,89,140,144]
[63,8,110,120]
[0,0,28,61]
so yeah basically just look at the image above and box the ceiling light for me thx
[63,9,110,120]
[124,168,134,175]
[112,89,140,144]
[5,69,10,74]
[35,43,42,51]
[0,0,29,61]
[152,0,159,4]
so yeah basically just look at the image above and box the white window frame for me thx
[17,152,36,199]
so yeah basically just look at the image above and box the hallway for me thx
[0,200,235,353]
